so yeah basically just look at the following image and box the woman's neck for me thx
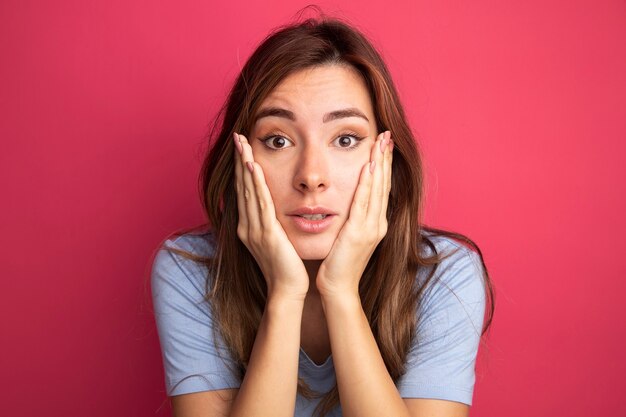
[303,259,322,294]
[300,259,330,364]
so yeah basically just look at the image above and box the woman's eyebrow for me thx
[323,108,369,123]
[254,107,296,122]
[254,107,369,123]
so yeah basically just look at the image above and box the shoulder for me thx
[416,231,487,332]
[150,229,217,305]
[396,232,487,405]
[160,228,217,258]
[419,230,486,293]
[149,229,241,396]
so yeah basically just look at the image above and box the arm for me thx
[161,133,311,417]
[322,246,486,417]
[225,132,309,417]
[171,296,304,417]
[317,132,479,416]
[227,296,305,417]
[321,293,469,417]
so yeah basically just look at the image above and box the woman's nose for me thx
[292,145,329,192]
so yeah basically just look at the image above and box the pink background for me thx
[2,1,625,416]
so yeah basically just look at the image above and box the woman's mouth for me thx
[298,214,328,220]
[289,214,334,233]
[287,207,336,233]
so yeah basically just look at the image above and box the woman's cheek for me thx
[254,157,282,198]
[334,160,364,198]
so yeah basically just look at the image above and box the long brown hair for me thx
[177,16,494,417]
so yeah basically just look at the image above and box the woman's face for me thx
[249,64,378,260]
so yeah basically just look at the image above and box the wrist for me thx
[316,275,360,302]
[315,262,363,299]
[266,291,307,310]
[266,276,309,305]
[319,290,361,312]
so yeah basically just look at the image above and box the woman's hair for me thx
[174,15,494,417]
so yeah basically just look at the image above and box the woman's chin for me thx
[290,236,334,261]
[295,246,332,261]
[281,220,342,261]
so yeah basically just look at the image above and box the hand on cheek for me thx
[233,133,309,302]
[316,130,394,299]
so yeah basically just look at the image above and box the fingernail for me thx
[246,161,254,173]
[380,138,388,152]
[369,160,376,174]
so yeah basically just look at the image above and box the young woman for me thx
[151,17,494,417]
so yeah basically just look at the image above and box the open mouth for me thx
[289,212,335,233]
[298,214,329,220]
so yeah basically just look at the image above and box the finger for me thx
[234,133,248,231]
[366,131,388,225]
[237,134,261,232]
[379,132,393,227]
[348,157,374,225]
[249,160,278,226]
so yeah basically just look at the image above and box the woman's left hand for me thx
[316,130,393,299]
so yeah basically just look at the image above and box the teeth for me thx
[300,214,328,220]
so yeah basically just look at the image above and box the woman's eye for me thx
[262,135,294,150]
[332,134,363,149]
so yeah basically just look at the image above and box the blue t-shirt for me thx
[151,230,486,415]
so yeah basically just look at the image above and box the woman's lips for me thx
[288,214,335,233]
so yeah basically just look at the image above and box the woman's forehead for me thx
[259,65,374,118]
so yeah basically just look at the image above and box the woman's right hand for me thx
[233,132,309,302]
